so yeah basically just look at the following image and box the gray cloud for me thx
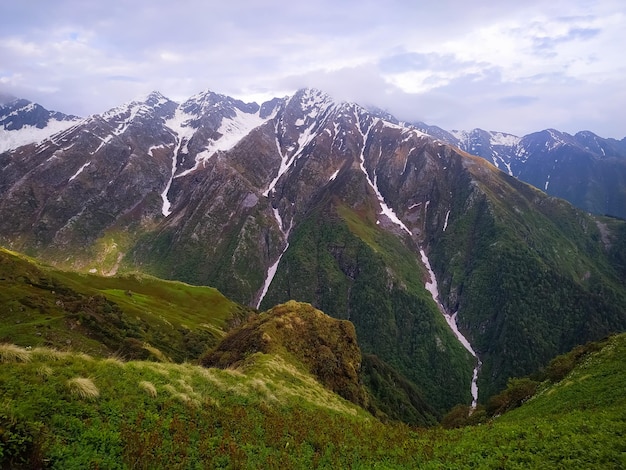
[0,0,624,138]
[532,26,601,55]
[498,95,540,107]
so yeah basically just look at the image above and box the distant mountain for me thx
[0,98,81,154]
[1,88,625,418]
[412,122,626,219]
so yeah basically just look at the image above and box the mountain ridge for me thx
[4,90,623,217]
[1,86,625,417]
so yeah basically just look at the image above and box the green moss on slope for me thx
[0,247,250,362]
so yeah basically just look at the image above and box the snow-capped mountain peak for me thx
[0,99,81,153]
[487,130,520,147]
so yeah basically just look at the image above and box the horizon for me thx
[4,85,625,140]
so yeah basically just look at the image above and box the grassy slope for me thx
[1,332,625,468]
[426,333,626,469]
[0,247,250,362]
[201,301,370,409]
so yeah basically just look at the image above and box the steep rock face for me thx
[1,88,625,415]
[0,94,176,265]
[201,300,370,408]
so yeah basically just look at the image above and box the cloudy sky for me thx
[1,1,624,137]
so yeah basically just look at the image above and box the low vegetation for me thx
[0,247,251,362]
[1,245,625,467]
[1,329,625,467]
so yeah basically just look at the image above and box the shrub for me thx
[545,355,575,382]
[441,404,472,429]
[138,381,157,398]
[487,378,540,416]
[66,377,100,399]
[0,412,43,468]
[0,344,31,363]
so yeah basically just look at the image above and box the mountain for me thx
[1,88,625,417]
[412,122,626,219]
[0,98,81,154]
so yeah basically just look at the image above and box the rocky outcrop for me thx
[201,300,369,408]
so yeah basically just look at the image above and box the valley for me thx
[1,87,626,466]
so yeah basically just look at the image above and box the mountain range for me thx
[0,97,80,154]
[408,121,626,219]
[1,88,625,421]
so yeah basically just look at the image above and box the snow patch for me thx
[489,131,520,147]
[177,108,269,180]
[148,144,167,157]
[402,146,416,175]
[264,134,296,197]
[419,248,481,409]
[443,210,450,231]
[546,130,566,151]
[449,129,469,147]
[208,108,267,154]
[0,119,79,154]
[496,156,513,176]
[161,108,196,216]
[69,161,91,182]
[91,135,112,155]
[355,112,412,235]
[328,169,340,182]
[256,206,292,309]
[264,107,323,197]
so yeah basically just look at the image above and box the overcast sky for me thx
[1,1,624,138]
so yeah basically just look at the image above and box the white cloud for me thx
[0,0,624,137]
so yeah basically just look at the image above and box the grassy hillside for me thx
[431,332,626,468]
[1,330,625,468]
[1,245,625,468]
[0,247,251,362]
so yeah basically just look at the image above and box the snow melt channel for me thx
[256,207,292,309]
[355,114,412,235]
[161,109,196,216]
[419,248,482,410]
